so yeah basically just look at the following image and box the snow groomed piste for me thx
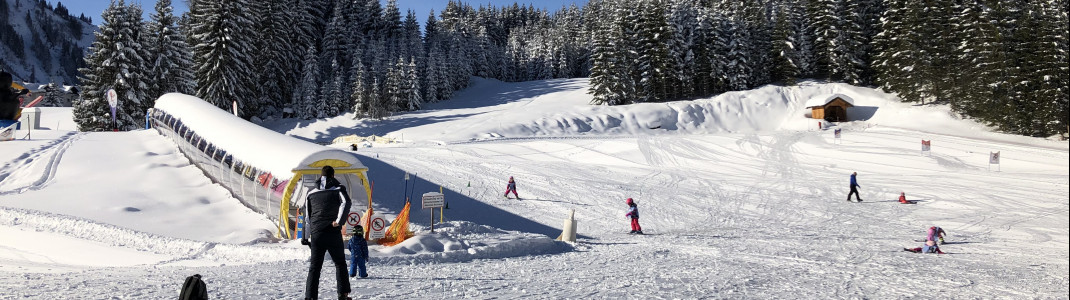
[148,93,373,238]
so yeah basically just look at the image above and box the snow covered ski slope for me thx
[1,79,1067,298]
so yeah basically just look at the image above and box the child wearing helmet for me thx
[347,225,369,278]
[625,198,643,234]
[504,176,520,200]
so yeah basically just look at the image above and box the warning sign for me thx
[369,216,386,239]
[347,212,361,226]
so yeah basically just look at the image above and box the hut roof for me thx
[805,94,856,108]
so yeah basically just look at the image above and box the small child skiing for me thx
[347,225,369,278]
[904,240,944,254]
[926,226,947,245]
[504,176,520,199]
[625,198,643,234]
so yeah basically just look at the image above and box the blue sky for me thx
[56,0,588,25]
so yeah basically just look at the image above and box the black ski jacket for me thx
[303,176,352,239]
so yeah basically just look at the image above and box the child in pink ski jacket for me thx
[625,198,643,234]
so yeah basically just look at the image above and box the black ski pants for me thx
[305,232,351,299]
[848,185,861,201]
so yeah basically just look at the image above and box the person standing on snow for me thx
[504,176,520,199]
[1,71,30,121]
[625,198,643,234]
[302,166,353,300]
[347,225,369,278]
[847,172,862,202]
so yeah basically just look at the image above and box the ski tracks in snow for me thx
[0,132,82,195]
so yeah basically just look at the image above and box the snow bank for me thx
[371,221,572,266]
[271,78,1064,151]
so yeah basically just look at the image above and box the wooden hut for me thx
[805,94,855,122]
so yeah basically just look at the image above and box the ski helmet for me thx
[626,198,634,205]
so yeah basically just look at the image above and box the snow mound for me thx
[273,78,1035,146]
[372,221,571,265]
[0,207,303,268]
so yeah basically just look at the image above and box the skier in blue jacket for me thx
[847,172,862,202]
[347,225,369,278]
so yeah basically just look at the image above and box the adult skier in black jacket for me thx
[302,166,353,300]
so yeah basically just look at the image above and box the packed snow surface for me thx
[1,78,1067,299]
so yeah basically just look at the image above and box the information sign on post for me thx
[422,192,445,232]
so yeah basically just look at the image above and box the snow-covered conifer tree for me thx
[190,0,258,118]
[144,0,194,100]
[74,0,150,131]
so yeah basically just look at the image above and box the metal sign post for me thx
[422,192,445,233]
[834,129,842,144]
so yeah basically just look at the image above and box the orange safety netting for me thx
[376,201,414,246]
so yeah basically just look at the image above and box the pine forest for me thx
[72,0,1068,137]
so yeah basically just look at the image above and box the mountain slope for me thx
[1,0,94,85]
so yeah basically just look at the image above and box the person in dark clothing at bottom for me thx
[302,166,353,300]
[1,71,31,121]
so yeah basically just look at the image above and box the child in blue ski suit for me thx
[347,225,369,278]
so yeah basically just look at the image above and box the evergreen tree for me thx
[405,58,424,111]
[770,2,800,85]
[350,60,369,118]
[320,57,345,117]
[384,58,405,112]
[296,45,321,119]
[251,0,296,118]
[190,0,258,118]
[367,78,386,119]
[74,1,149,131]
[668,0,698,99]
[1010,0,1063,136]
[144,0,195,100]
[873,0,925,103]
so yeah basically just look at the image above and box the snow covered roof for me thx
[805,94,856,108]
[153,93,366,179]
